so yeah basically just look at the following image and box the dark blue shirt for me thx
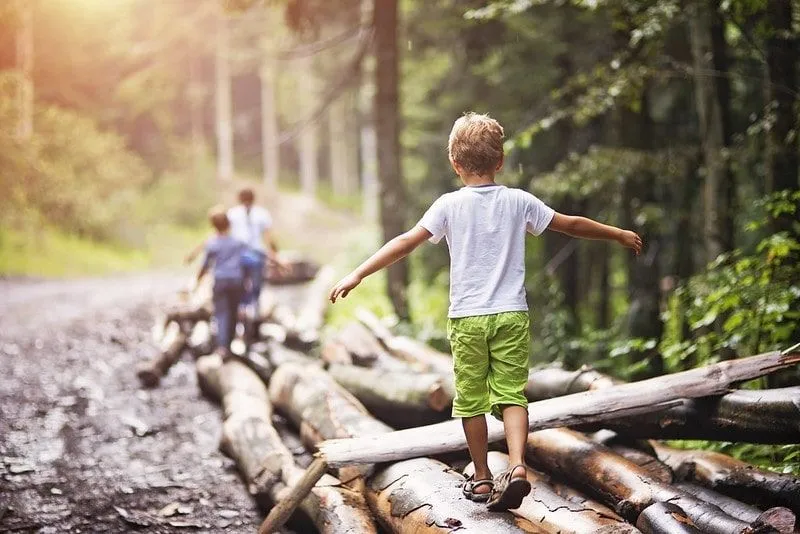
[202,235,247,281]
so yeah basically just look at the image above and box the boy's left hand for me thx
[329,273,362,303]
[618,230,643,255]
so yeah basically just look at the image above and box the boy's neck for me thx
[460,173,497,187]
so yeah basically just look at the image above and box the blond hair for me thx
[208,205,230,232]
[447,112,505,175]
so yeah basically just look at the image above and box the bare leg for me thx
[501,405,528,479]
[462,415,492,494]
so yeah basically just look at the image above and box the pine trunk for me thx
[260,61,279,193]
[298,56,318,198]
[318,350,800,466]
[373,0,409,320]
[688,0,735,261]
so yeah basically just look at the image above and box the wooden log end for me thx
[754,507,796,534]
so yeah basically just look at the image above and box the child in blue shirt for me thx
[196,208,247,356]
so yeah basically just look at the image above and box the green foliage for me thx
[667,440,800,476]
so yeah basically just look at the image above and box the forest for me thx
[1,0,799,477]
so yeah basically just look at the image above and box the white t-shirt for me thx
[418,185,555,318]
[227,204,273,252]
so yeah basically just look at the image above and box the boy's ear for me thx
[495,154,504,173]
[449,156,462,176]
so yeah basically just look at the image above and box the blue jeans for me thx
[213,278,244,351]
[242,252,266,308]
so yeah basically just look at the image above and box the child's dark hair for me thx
[209,207,230,232]
[238,187,255,204]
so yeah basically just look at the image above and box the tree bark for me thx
[366,457,535,534]
[676,483,796,533]
[465,452,640,534]
[136,321,188,388]
[215,9,234,183]
[688,0,735,262]
[373,0,409,321]
[328,364,451,428]
[525,429,766,534]
[608,445,674,485]
[260,60,279,193]
[652,443,800,514]
[284,265,335,347]
[187,320,213,358]
[635,502,703,534]
[195,355,378,534]
[329,92,349,197]
[525,366,621,401]
[330,320,410,371]
[318,350,800,466]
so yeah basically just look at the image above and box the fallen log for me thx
[165,305,211,325]
[328,364,451,428]
[525,366,621,401]
[608,445,674,484]
[333,321,411,371]
[265,257,320,285]
[286,265,335,347]
[187,320,213,358]
[366,457,534,534]
[356,308,454,375]
[527,367,800,444]
[525,428,776,534]
[136,321,188,388]
[464,451,640,534]
[676,483,796,533]
[547,478,627,522]
[652,442,800,514]
[318,350,800,467]
[196,354,378,534]
[635,502,703,534]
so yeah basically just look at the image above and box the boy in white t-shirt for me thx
[329,112,642,511]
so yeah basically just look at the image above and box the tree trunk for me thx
[329,93,349,197]
[136,321,188,388]
[317,350,800,466]
[298,56,318,197]
[688,0,734,262]
[260,60,279,193]
[524,366,621,401]
[195,355,378,534]
[366,457,534,534]
[328,364,451,428]
[652,443,800,514]
[330,320,411,370]
[373,0,409,321]
[525,429,764,534]
[215,9,234,183]
[15,0,33,141]
[635,502,703,534]
[466,452,640,534]
[608,445,674,485]
[188,57,206,173]
[676,483,795,533]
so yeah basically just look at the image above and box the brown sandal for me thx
[462,475,495,503]
[487,464,531,511]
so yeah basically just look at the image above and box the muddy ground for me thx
[0,273,274,533]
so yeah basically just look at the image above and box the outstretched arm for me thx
[548,213,642,255]
[329,226,432,303]
[184,239,208,265]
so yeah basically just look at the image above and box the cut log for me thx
[465,452,640,534]
[609,445,674,484]
[547,478,626,522]
[652,442,800,514]
[580,387,800,444]
[635,502,703,534]
[187,320,213,358]
[356,308,453,375]
[136,321,188,388]
[196,354,378,534]
[676,483,796,533]
[318,350,800,467]
[265,257,320,285]
[328,364,451,428]
[525,428,773,534]
[366,457,535,534]
[286,265,335,347]
[527,368,800,444]
[525,366,621,401]
[334,321,411,371]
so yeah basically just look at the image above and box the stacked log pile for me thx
[140,271,800,533]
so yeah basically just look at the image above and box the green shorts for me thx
[447,311,530,420]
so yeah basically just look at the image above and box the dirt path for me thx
[0,273,264,533]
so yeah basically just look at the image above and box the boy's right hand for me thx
[329,273,362,303]
[618,230,643,256]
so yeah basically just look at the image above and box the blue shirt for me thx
[202,235,247,281]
